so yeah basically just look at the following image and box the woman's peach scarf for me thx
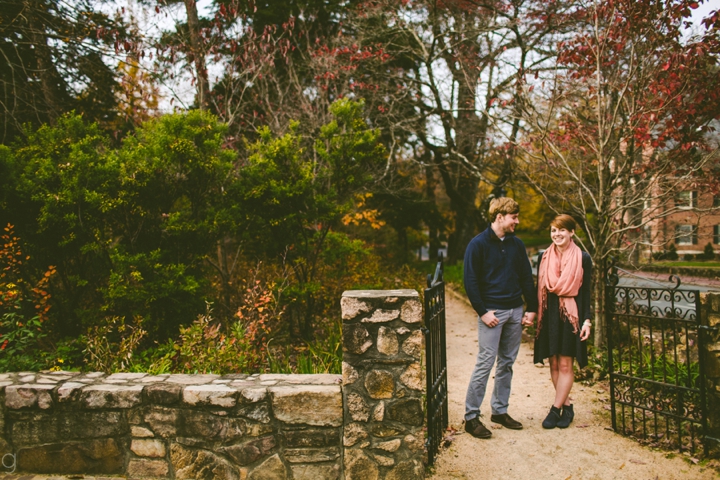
[536,240,584,336]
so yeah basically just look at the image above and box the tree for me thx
[234,98,386,337]
[343,0,580,262]
[519,0,720,347]
[4,111,237,338]
[114,55,162,133]
[155,0,360,128]
[0,0,130,143]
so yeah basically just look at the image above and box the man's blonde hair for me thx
[489,197,520,222]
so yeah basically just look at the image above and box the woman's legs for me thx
[549,355,574,408]
[549,355,559,390]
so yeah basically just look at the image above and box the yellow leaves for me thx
[342,209,386,229]
[342,192,385,229]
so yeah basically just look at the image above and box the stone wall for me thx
[0,372,343,478]
[700,292,720,455]
[340,290,425,480]
[0,288,428,478]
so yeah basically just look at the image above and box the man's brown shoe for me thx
[490,413,523,430]
[465,416,492,439]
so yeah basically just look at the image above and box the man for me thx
[463,197,538,439]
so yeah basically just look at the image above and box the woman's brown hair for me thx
[550,214,576,231]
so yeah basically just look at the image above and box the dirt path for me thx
[430,289,718,480]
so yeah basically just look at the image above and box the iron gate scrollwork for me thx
[605,258,712,455]
[423,255,448,467]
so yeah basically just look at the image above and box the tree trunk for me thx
[424,165,440,261]
[445,185,481,264]
[184,0,209,110]
[594,269,606,350]
[26,0,60,121]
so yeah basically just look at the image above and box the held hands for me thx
[481,311,499,328]
[580,320,592,341]
[481,311,537,328]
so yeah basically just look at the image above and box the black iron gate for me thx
[423,255,448,467]
[605,259,713,454]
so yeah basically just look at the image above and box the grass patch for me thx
[517,232,550,249]
[444,263,465,295]
[648,261,720,268]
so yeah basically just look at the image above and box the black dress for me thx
[533,251,593,369]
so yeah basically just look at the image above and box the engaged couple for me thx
[463,198,593,438]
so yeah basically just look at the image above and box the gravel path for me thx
[429,289,718,480]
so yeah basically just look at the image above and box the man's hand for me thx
[522,312,536,327]
[481,310,499,328]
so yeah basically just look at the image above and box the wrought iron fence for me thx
[423,255,448,467]
[605,260,711,455]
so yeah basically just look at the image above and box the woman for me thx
[534,214,592,429]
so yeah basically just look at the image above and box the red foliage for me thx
[0,224,56,324]
[554,0,719,178]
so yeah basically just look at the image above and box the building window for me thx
[714,196,720,208]
[676,225,698,245]
[715,225,720,245]
[675,191,697,209]
[642,225,652,243]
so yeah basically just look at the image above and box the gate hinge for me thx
[421,327,430,335]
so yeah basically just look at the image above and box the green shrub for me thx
[702,242,716,261]
[170,308,259,374]
[443,263,464,295]
[653,243,679,261]
[83,316,147,372]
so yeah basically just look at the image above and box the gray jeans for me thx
[464,306,523,421]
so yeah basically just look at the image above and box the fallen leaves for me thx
[442,426,459,448]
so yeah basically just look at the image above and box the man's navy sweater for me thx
[463,226,538,318]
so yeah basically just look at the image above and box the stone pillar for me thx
[700,291,720,455]
[341,290,425,480]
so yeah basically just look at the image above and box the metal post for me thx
[605,258,618,432]
[696,290,711,457]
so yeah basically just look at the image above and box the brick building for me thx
[642,189,720,259]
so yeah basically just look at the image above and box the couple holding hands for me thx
[463,197,593,438]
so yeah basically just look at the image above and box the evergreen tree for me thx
[0,0,128,143]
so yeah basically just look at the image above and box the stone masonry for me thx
[700,291,720,455]
[341,290,425,480]
[0,288,429,478]
[0,372,342,479]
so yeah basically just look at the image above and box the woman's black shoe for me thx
[542,406,562,429]
[557,404,574,428]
